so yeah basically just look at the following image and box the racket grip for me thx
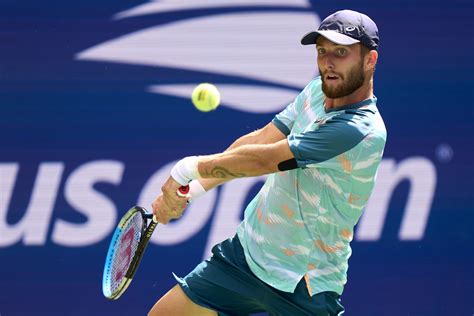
[177,185,190,197]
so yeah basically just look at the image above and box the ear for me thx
[365,50,378,71]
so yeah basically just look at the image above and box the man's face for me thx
[316,37,367,99]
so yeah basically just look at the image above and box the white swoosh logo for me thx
[76,6,320,113]
[114,0,310,20]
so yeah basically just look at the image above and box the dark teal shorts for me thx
[174,234,345,316]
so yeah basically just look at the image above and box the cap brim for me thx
[301,30,360,46]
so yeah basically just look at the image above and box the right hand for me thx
[152,176,188,224]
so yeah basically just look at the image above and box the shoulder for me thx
[303,76,322,93]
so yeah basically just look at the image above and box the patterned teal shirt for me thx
[237,77,387,296]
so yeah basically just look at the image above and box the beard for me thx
[321,62,366,99]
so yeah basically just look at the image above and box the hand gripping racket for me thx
[102,185,190,300]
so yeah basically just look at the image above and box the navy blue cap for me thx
[301,10,379,50]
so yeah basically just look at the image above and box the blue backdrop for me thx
[1,0,473,315]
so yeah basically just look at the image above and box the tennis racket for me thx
[102,185,190,300]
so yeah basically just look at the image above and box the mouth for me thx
[324,73,341,81]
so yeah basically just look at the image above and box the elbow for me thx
[257,156,280,175]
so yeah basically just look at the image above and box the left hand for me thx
[152,176,188,224]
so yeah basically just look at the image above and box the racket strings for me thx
[108,213,143,294]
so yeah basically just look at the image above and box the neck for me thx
[325,78,374,111]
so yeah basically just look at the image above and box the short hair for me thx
[360,44,376,72]
[360,44,370,58]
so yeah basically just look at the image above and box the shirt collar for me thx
[324,96,377,113]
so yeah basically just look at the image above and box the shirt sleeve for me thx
[272,80,315,136]
[288,109,375,167]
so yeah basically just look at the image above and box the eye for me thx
[337,48,348,56]
[317,47,326,55]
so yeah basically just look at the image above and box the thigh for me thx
[148,284,217,316]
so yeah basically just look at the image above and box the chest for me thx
[291,98,340,134]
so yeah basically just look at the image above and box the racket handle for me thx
[177,185,190,197]
[149,186,190,223]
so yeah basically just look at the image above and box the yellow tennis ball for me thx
[191,83,220,112]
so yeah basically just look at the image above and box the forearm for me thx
[198,142,290,180]
[226,129,265,150]
[156,125,287,222]
[196,132,260,190]
[197,123,285,190]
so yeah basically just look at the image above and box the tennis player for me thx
[149,10,386,316]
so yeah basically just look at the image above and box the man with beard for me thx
[149,9,386,316]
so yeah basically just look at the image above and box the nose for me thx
[324,55,335,70]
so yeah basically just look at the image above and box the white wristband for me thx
[188,180,206,202]
[171,156,200,186]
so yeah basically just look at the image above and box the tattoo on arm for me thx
[204,166,246,179]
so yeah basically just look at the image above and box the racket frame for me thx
[102,206,157,300]
[102,185,190,300]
